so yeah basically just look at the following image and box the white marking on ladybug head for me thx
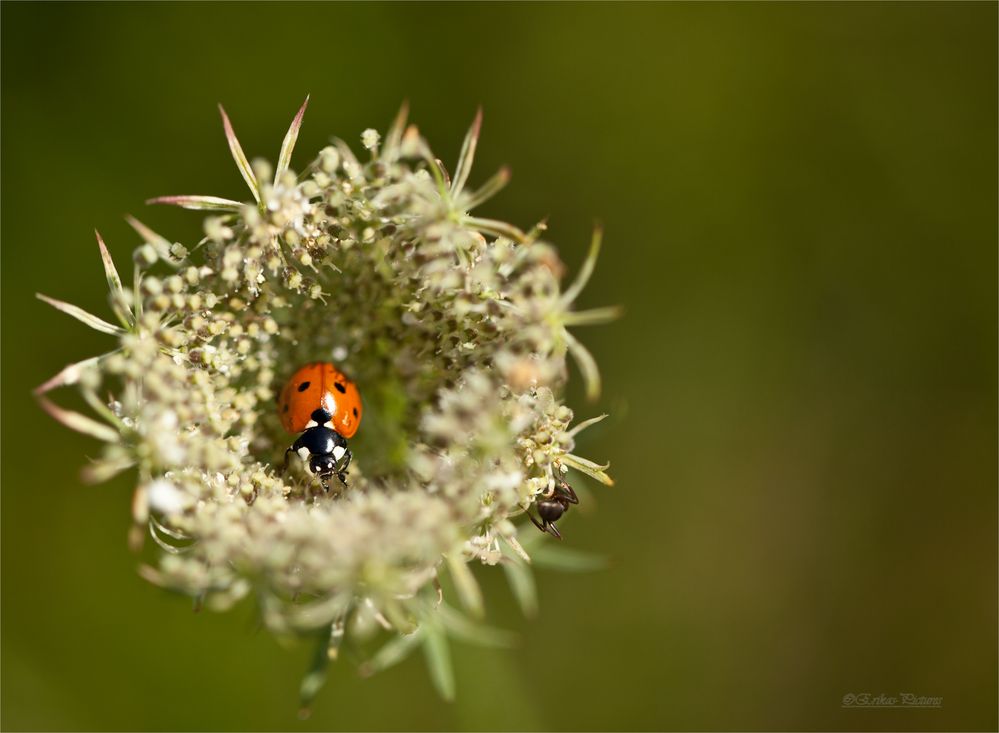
[297,447,310,460]
[332,445,346,461]
[305,419,318,428]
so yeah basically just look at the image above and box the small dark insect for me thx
[528,478,579,539]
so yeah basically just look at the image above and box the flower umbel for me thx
[37,99,616,709]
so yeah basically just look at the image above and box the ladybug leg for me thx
[282,434,310,475]
[336,448,352,484]
[281,447,296,474]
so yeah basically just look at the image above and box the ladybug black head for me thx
[309,454,336,477]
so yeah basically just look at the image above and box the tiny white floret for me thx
[147,479,189,515]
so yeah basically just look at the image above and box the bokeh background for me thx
[2,3,996,731]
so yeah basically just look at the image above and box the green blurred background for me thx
[2,2,996,730]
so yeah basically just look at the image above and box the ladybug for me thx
[279,362,362,490]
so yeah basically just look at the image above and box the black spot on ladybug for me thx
[353,408,358,417]
[283,403,289,413]
[298,381,311,392]
[334,382,346,394]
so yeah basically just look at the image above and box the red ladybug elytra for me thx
[279,362,362,489]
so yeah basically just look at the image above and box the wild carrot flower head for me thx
[36,98,617,708]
